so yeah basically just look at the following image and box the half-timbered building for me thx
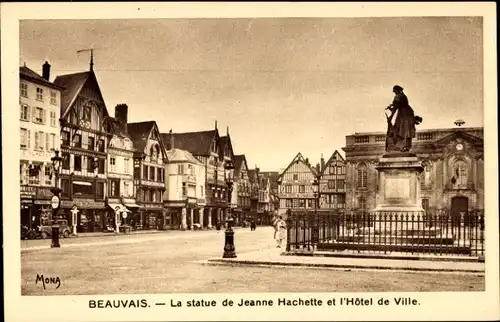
[233,155,251,225]
[276,153,318,217]
[127,121,167,230]
[53,64,112,233]
[318,150,346,211]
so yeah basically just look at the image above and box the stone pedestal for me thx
[374,152,424,213]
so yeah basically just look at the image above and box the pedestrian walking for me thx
[274,216,286,248]
[250,218,256,231]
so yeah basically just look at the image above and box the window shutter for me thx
[42,109,46,124]
[39,132,45,150]
[27,130,31,148]
[32,106,37,122]
[34,132,39,149]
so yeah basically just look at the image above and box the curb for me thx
[284,251,483,263]
[205,258,485,273]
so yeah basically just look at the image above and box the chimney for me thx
[42,61,51,81]
[316,163,320,174]
[169,129,174,150]
[320,154,325,172]
[115,104,128,132]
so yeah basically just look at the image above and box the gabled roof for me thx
[220,135,235,159]
[260,171,280,189]
[320,150,345,176]
[166,148,203,165]
[247,169,257,183]
[277,152,318,182]
[20,66,65,90]
[234,155,248,176]
[160,130,219,156]
[107,117,130,138]
[127,121,160,155]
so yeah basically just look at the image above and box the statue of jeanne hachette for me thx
[385,85,422,153]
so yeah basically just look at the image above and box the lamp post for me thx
[223,161,237,258]
[50,150,63,248]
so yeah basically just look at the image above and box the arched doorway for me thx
[451,196,468,227]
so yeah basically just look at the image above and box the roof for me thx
[277,152,318,181]
[160,130,217,156]
[260,171,280,188]
[20,66,64,91]
[53,71,91,116]
[166,148,203,165]
[234,155,247,175]
[127,121,156,154]
[320,150,345,176]
[247,169,257,183]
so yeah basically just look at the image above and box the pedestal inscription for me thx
[385,177,411,199]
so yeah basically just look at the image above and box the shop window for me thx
[73,181,93,197]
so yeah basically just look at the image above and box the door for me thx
[451,196,468,226]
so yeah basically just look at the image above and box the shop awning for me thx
[108,203,131,213]
[125,203,142,208]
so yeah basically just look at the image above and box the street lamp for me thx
[223,160,236,258]
[50,150,63,248]
[311,177,320,245]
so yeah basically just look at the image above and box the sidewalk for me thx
[74,225,248,238]
[204,247,485,273]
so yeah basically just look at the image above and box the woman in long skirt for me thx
[274,216,287,248]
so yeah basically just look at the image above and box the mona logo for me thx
[36,274,61,289]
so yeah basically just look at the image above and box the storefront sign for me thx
[61,199,106,209]
[141,203,162,210]
[34,200,51,205]
[20,185,36,198]
[21,199,33,204]
[36,187,54,200]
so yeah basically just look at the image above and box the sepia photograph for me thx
[3,2,499,322]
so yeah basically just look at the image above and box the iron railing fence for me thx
[285,209,484,257]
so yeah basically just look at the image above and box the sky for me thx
[19,17,484,171]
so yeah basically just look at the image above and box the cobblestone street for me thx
[21,227,484,295]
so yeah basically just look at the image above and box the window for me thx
[110,157,116,172]
[123,182,130,197]
[329,166,335,175]
[338,195,346,208]
[73,181,93,197]
[358,198,367,210]
[34,131,44,150]
[336,179,344,190]
[45,133,50,151]
[87,157,95,172]
[327,180,335,189]
[357,165,367,188]
[152,190,157,202]
[36,87,43,101]
[61,179,70,198]
[50,91,57,105]
[286,199,292,208]
[150,145,159,162]
[182,183,187,197]
[61,131,70,146]
[62,152,70,170]
[293,174,298,181]
[285,185,292,193]
[49,111,56,127]
[20,128,28,149]
[74,156,82,171]
[178,164,184,175]
[299,185,305,193]
[124,158,130,174]
[97,139,105,152]
[20,82,28,97]
[33,107,45,124]
[143,165,148,179]
[452,161,468,186]
[422,198,430,212]
[354,136,369,144]
[20,104,29,121]
[44,167,51,185]
[73,134,82,148]
[82,105,92,122]
[98,159,105,174]
[109,180,120,197]
[96,182,104,199]
[144,189,150,202]
[88,137,95,151]
[157,167,162,182]
[150,167,155,181]
[28,165,40,185]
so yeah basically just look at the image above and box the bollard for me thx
[51,225,60,248]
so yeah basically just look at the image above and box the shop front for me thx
[122,197,141,228]
[107,198,133,233]
[136,203,163,230]
[60,199,106,233]
[20,185,55,229]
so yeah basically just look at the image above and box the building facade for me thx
[233,155,251,225]
[342,126,484,215]
[162,124,230,229]
[19,62,64,229]
[106,104,138,231]
[276,153,319,217]
[128,121,167,230]
[163,145,206,230]
[53,64,111,232]
[318,150,346,211]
